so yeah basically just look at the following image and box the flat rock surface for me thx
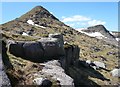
[41,60,74,86]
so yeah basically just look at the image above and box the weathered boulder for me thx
[61,44,80,71]
[39,37,65,58]
[72,45,80,61]
[110,68,120,77]
[41,60,74,86]
[8,33,65,62]
[9,42,24,57]
[41,79,52,86]
[23,41,44,61]
[49,33,64,45]
[33,77,44,85]
[33,77,52,86]
[93,61,106,69]
[64,45,73,69]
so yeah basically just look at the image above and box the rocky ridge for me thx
[79,25,118,46]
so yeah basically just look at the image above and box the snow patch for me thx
[27,20,34,25]
[27,19,46,28]
[34,24,46,28]
[78,30,107,39]
[116,38,120,41]
[85,32,104,37]
[109,31,113,35]
[22,32,29,36]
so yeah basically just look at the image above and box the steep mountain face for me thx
[79,25,118,46]
[111,31,120,41]
[0,6,119,86]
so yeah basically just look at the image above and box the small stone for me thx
[110,68,120,77]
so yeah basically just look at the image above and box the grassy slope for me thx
[0,7,119,85]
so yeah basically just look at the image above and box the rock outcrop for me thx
[61,44,80,71]
[0,54,11,87]
[1,5,119,86]
[8,33,65,62]
[2,33,80,86]
[34,60,74,86]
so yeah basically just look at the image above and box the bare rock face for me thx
[8,33,65,62]
[9,42,24,57]
[23,42,44,61]
[61,44,80,71]
[40,60,74,86]
[39,37,65,58]
[49,33,64,45]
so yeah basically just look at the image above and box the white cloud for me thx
[61,15,106,29]
[62,15,91,22]
[88,20,106,26]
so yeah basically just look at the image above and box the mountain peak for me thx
[19,6,58,21]
[85,25,110,33]
[81,25,116,40]
[31,6,48,12]
[33,6,45,9]
[87,25,106,31]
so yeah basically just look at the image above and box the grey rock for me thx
[8,33,65,62]
[110,68,120,77]
[72,45,80,61]
[49,33,64,45]
[62,44,80,70]
[90,46,101,52]
[0,54,11,87]
[33,77,44,85]
[33,77,52,86]
[41,79,52,86]
[23,41,44,61]
[9,42,24,57]
[39,37,65,58]
[1,70,11,87]
[41,60,74,86]
[93,61,106,69]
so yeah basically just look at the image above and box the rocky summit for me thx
[78,25,118,46]
[0,6,119,87]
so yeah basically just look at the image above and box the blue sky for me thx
[1,2,118,31]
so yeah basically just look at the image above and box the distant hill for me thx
[76,25,119,45]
